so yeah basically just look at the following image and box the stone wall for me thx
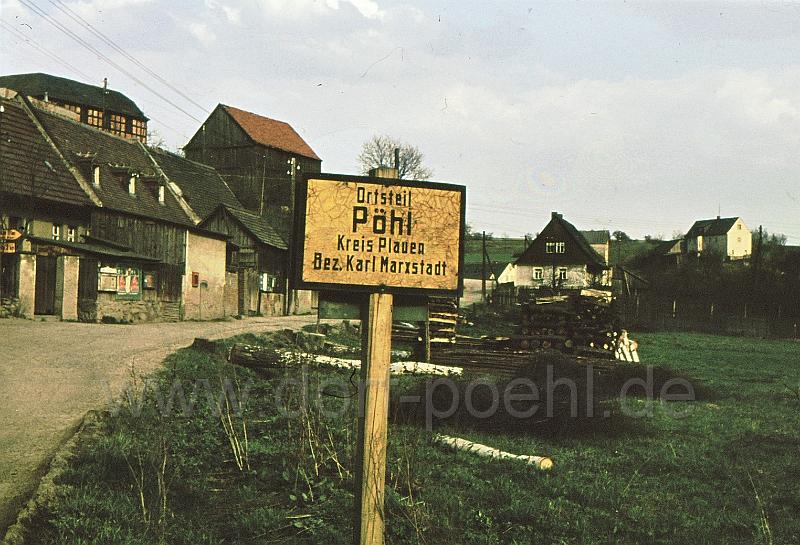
[54,255,79,321]
[17,253,36,319]
[79,290,175,324]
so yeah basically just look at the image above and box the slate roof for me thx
[0,97,92,207]
[224,205,287,250]
[0,73,147,119]
[32,105,194,226]
[221,105,320,160]
[686,217,740,238]
[515,213,606,269]
[148,147,242,219]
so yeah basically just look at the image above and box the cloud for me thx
[186,21,216,45]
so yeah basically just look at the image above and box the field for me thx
[463,237,528,279]
[20,330,800,544]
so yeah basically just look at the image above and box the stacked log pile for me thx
[517,290,621,358]
[390,297,459,345]
[431,344,616,379]
[428,297,458,342]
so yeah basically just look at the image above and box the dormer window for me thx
[92,165,101,186]
[128,175,137,195]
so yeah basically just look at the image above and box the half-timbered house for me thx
[0,72,149,142]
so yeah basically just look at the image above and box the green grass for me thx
[464,237,528,279]
[25,331,800,544]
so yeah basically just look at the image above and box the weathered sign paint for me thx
[293,174,465,295]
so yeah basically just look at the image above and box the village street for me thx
[0,315,316,536]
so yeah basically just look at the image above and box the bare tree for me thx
[357,134,433,180]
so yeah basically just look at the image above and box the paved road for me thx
[0,315,315,536]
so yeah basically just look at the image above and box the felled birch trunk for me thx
[433,434,553,470]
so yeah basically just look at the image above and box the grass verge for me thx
[20,331,800,544]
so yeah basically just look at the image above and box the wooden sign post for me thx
[292,171,465,545]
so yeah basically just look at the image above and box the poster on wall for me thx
[116,266,142,300]
[98,265,118,292]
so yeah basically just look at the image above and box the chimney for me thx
[551,211,562,219]
[394,147,400,170]
[103,77,108,90]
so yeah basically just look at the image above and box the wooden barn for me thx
[201,204,288,316]
[183,104,321,234]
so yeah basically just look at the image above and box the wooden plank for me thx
[354,292,393,545]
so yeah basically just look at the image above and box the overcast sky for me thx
[2,0,800,242]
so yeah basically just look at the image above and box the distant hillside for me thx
[608,239,660,267]
[463,237,528,279]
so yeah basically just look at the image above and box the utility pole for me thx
[481,231,486,302]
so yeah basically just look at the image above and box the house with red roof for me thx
[183,104,321,228]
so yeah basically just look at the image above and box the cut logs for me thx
[228,343,462,376]
[515,289,639,360]
[433,434,553,470]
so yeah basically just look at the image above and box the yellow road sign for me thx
[293,174,465,295]
[0,229,23,241]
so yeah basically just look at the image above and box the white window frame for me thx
[66,226,76,242]
[52,224,60,240]
[533,267,543,280]
[558,267,568,280]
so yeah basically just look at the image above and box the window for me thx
[533,268,543,280]
[131,119,147,142]
[737,224,742,230]
[66,226,76,242]
[158,185,165,204]
[109,113,127,136]
[87,108,103,128]
[545,241,566,254]
[92,165,101,186]
[128,175,137,195]
[52,224,60,240]
[558,267,568,280]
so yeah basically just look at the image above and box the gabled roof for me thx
[147,147,242,219]
[686,217,740,238]
[220,104,320,160]
[207,205,287,250]
[0,73,147,119]
[32,105,194,227]
[515,212,606,269]
[0,97,93,207]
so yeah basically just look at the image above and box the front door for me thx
[35,255,57,315]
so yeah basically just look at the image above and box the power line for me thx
[47,0,210,115]
[0,20,93,81]
[17,0,205,125]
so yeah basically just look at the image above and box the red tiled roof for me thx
[222,105,320,161]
